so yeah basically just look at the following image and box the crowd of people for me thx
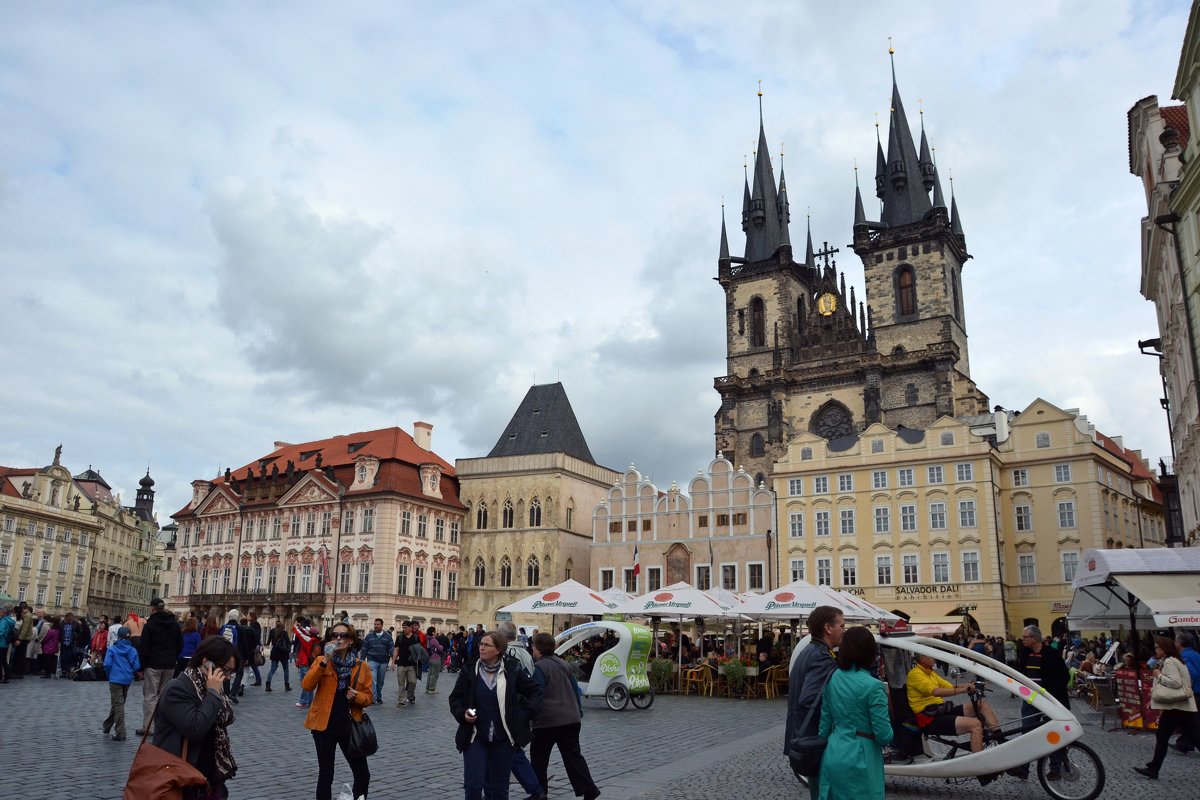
[785,608,1200,798]
[0,600,600,800]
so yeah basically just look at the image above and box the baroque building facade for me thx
[0,447,161,619]
[171,424,463,631]
[772,399,1165,638]
[590,457,777,598]
[714,65,988,487]
[456,383,619,630]
[1129,5,1200,547]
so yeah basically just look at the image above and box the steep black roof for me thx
[73,468,111,489]
[488,383,596,464]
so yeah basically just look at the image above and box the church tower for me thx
[715,93,873,485]
[714,58,988,484]
[851,53,988,426]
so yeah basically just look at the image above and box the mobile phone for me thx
[467,708,477,717]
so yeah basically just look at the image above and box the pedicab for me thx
[555,620,654,711]
[790,632,1105,800]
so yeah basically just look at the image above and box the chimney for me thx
[413,421,433,451]
[273,441,293,451]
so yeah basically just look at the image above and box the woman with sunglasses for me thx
[303,622,374,800]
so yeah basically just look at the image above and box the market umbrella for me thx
[739,580,862,620]
[620,582,740,687]
[499,578,621,616]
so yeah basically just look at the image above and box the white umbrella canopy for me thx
[704,586,748,610]
[620,581,742,619]
[599,586,634,606]
[499,579,621,616]
[739,580,865,620]
[829,590,901,622]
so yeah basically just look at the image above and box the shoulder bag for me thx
[1151,658,1193,704]
[345,663,379,758]
[123,692,209,799]
[787,665,835,777]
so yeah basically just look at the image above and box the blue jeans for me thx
[368,659,388,703]
[266,658,290,686]
[510,746,542,795]
[297,665,313,705]
[465,738,514,800]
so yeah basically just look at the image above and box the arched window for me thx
[502,500,515,528]
[473,557,485,587]
[750,297,766,347]
[499,556,512,587]
[526,555,540,587]
[476,503,488,530]
[896,266,916,317]
[797,297,806,332]
[529,498,542,527]
[750,433,765,457]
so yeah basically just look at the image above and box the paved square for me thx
[0,669,1195,799]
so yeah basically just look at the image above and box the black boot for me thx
[265,683,272,692]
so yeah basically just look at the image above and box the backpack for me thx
[220,623,239,646]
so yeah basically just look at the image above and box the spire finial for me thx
[888,37,896,81]
[757,79,763,124]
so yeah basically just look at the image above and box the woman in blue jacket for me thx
[817,626,893,800]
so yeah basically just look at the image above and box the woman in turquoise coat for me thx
[817,626,893,800]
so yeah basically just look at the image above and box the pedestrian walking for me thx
[265,621,292,691]
[361,618,392,704]
[496,621,546,799]
[102,626,141,741]
[786,606,845,799]
[815,627,893,800]
[425,626,446,694]
[39,616,60,677]
[178,616,202,676]
[303,621,373,800]
[1014,625,1068,780]
[449,631,543,800]
[202,612,221,639]
[150,636,240,799]
[244,611,264,686]
[530,632,600,800]
[1135,635,1198,779]
[0,605,14,683]
[219,611,245,703]
[27,611,49,676]
[13,605,34,677]
[294,617,319,708]
[394,620,420,706]
[58,612,81,677]
[138,597,183,735]
[1171,632,1200,753]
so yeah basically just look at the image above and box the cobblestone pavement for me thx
[1,669,1195,799]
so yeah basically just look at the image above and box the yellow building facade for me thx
[1,448,161,620]
[773,399,1166,637]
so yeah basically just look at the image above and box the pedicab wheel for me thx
[605,682,630,711]
[631,688,654,709]
[1036,741,1104,800]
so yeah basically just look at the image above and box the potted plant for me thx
[649,657,675,693]
[720,656,748,692]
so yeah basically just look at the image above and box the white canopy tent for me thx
[499,578,622,616]
[1068,547,1200,630]
[619,581,740,619]
[738,580,869,621]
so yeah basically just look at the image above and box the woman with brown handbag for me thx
[1134,635,1197,779]
[149,637,241,798]
[302,621,374,800]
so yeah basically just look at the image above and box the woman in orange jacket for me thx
[302,621,373,800]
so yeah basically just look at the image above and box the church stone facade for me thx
[715,68,988,485]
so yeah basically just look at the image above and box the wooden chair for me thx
[683,664,714,696]
[763,664,789,699]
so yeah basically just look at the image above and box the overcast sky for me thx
[0,1,1190,521]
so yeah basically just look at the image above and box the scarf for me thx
[478,657,501,690]
[330,649,360,691]
[183,668,237,784]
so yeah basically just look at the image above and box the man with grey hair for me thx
[496,620,546,800]
[1013,624,1070,780]
[1172,632,1200,753]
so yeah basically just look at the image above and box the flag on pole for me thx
[633,542,641,577]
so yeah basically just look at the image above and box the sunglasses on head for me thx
[332,632,351,639]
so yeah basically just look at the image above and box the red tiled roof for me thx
[0,467,35,498]
[172,426,463,519]
[1095,431,1163,504]
[1162,104,1190,148]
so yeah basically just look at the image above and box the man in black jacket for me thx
[785,606,845,799]
[531,633,599,800]
[1014,624,1070,780]
[136,598,182,736]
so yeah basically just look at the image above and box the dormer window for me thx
[358,466,367,483]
